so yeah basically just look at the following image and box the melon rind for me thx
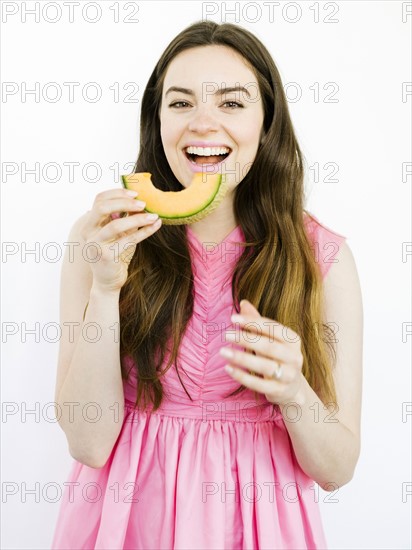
[121,172,229,226]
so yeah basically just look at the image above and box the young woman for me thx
[52,20,363,550]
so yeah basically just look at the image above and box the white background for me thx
[1,1,411,548]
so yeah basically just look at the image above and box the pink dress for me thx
[51,213,346,550]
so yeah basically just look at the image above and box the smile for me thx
[184,145,231,166]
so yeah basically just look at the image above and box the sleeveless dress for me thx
[51,213,347,550]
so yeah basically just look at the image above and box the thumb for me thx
[240,299,261,318]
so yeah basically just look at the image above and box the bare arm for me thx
[54,214,125,468]
[282,241,363,490]
[54,189,162,468]
[221,241,363,491]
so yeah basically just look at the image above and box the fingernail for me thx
[220,348,234,358]
[126,190,138,197]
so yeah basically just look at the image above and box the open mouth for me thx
[184,146,231,165]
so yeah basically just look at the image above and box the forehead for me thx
[162,45,258,91]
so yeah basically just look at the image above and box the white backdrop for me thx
[1,1,411,548]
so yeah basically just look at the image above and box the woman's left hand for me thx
[220,299,305,406]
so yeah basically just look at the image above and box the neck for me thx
[187,198,237,244]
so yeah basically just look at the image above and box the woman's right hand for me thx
[80,188,162,292]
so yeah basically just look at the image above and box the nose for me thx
[187,107,219,134]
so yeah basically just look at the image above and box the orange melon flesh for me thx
[121,172,228,225]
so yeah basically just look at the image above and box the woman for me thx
[52,20,363,549]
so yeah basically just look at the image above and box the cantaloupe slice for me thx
[121,172,229,225]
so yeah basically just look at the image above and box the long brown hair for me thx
[119,20,338,411]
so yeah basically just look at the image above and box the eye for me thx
[221,101,244,109]
[169,101,191,108]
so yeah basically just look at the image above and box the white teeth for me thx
[185,146,230,156]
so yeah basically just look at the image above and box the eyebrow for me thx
[165,85,251,99]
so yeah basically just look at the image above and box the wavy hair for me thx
[119,20,338,411]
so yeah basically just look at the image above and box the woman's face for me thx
[159,45,265,191]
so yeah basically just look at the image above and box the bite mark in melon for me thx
[121,172,228,225]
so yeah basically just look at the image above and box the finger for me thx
[87,198,147,231]
[86,189,144,226]
[119,217,162,244]
[231,315,300,345]
[113,222,162,264]
[223,364,283,394]
[98,212,160,243]
[225,329,290,362]
[95,219,162,265]
[220,346,290,381]
[114,217,162,247]
[95,188,140,201]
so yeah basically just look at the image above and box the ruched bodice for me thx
[52,213,347,549]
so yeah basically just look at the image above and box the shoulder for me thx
[307,214,363,330]
[303,211,348,279]
[302,211,362,321]
[323,239,362,316]
[303,211,346,239]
